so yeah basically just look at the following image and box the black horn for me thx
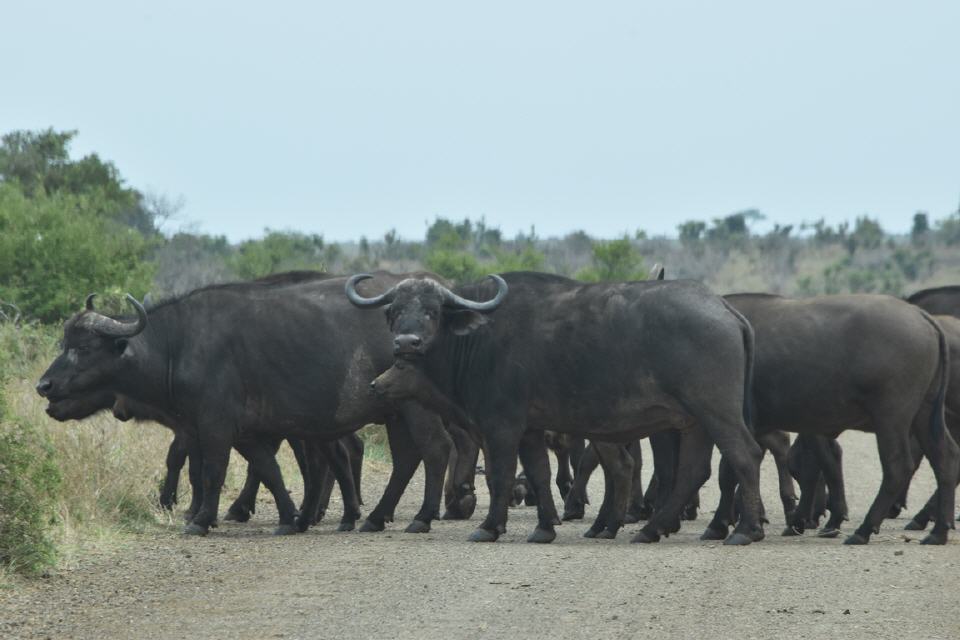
[442,274,508,313]
[79,293,148,338]
[345,274,396,308]
[648,263,664,281]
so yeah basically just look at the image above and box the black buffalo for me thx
[37,273,462,536]
[348,271,765,545]
[908,285,960,317]
[703,293,957,545]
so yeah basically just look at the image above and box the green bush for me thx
[576,236,647,282]
[0,325,62,575]
[0,183,155,322]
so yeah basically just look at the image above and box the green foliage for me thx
[0,324,62,576]
[577,236,646,282]
[0,183,156,322]
[911,212,930,245]
[490,245,546,273]
[0,129,157,235]
[846,216,884,254]
[936,212,960,246]
[823,256,904,296]
[678,220,706,248]
[229,230,329,279]
[424,249,483,283]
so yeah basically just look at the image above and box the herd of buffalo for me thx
[34,267,960,546]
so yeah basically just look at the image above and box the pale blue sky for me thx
[2,1,958,241]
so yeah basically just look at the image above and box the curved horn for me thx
[80,294,148,338]
[85,293,97,310]
[648,263,664,281]
[344,274,396,308]
[442,274,508,313]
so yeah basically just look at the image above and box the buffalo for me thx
[37,273,464,537]
[702,293,957,545]
[349,271,766,545]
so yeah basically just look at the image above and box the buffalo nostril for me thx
[36,379,53,397]
[411,336,422,347]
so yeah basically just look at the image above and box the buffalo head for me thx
[37,293,147,421]
[345,274,507,358]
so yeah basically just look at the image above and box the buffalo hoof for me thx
[887,506,903,519]
[817,527,842,539]
[527,528,556,544]
[183,523,209,536]
[723,532,753,546]
[904,519,927,531]
[294,516,311,533]
[274,523,298,536]
[843,533,869,545]
[159,497,176,512]
[700,526,728,541]
[468,528,499,543]
[337,520,357,532]
[404,520,431,534]
[595,529,617,540]
[562,508,585,522]
[359,519,385,533]
[781,525,803,537]
[920,531,947,545]
[681,505,698,521]
[582,527,600,539]
[224,507,251,523]
[458,495,477,519]
[631,529,660,544]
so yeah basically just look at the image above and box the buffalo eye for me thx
[114,338,128,355]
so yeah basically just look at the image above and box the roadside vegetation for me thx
[2,126,959,578]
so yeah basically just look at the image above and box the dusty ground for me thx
[2,431,958,640]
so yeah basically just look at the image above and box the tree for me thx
[0,128,159,235]
[577,236,646,282]
[0,183,155,322]
[229,230,328,280]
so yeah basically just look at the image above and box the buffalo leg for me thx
[361,420,421,532]
[635,427,714,543]
[812,436,848,536]
[702,456,737,539]
[844,423,917,545]
[323,439,362,531]
[891,436,924,519]
[183,437,204,522]
[401,404,452,532]
[585,442,633,539]
[553,445,574,500]
[563,442,598,521]
[346,433,365,506]
[624,440,647,523]
[904,417,959,544]
[470,423,523,542]
[160,435,187,510]
[757,431,798,522]
[234,440,299,535]
[225,437,283,522]
[518,430,560,543]
[702,421,764,545]
[183,428,232,536]
[442,423,480,520]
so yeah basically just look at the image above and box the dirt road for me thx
[2,431,958,639]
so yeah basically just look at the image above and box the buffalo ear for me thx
[447,310,489,336]
[116,338,135,359]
